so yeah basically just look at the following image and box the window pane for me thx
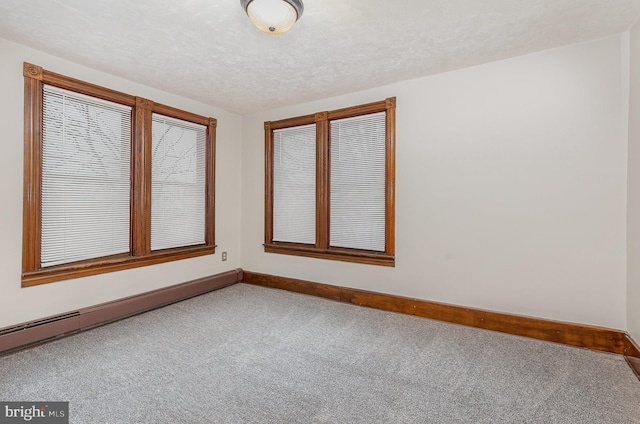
[41,85,132,267]
[330,112,386,252]
[151,114,207,251]
[273,124,316,244]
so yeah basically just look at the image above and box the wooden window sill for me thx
[22,245,216,287]
[264,243,394,267]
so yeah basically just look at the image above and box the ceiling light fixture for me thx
[241,0,304,34]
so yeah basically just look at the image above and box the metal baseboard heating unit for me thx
[0,269,242,355]
[0,311,82,354]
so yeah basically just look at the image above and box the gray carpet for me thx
[1,283,639,423]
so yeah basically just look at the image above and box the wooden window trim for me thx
[22,63,216,287]
[264,97,396,267]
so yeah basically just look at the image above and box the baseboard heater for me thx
[0,269,243,355]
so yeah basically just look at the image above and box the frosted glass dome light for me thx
[241,0,304,34]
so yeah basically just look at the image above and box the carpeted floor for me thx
[1,283,639,423]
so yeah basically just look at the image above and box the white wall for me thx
[242,35,628,329]
[1,34,631,333]
[0,38,243,329]
[627,21,640,341]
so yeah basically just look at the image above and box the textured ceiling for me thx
[0,0,639,114]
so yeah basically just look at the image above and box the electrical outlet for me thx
[222,251,227,261]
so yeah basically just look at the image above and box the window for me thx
[272,123,317,245]
[264,98,396,266]
[22,63,216,287]
[150,114,207,251]
[41,85,132,267]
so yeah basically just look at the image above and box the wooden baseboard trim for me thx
[0,269,242,354]
[242,271,627,355]
[624,334,640,380]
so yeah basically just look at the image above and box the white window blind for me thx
[151,114,207,251]
[330,112,386,252]
[273,124,316,244]
[41,85,132,267]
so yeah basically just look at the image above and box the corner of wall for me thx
[626,21,640,342]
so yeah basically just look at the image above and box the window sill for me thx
[264,243,395,267]
[22,245,216,287]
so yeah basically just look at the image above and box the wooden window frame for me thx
[22,63,216,287]
[264,97,396,267]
